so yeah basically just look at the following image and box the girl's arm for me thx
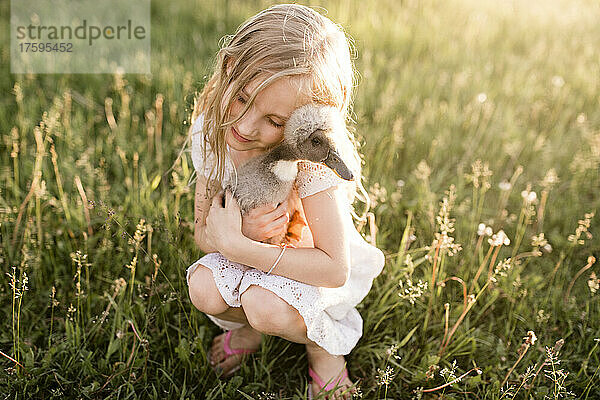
[195,175,292,251]
[223,185,351,288]
[194,176,220,253]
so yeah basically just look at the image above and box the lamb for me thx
[223,103,354,244]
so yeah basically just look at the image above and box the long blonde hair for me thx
[181,3,370,222]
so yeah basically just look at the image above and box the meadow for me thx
[1,0,599,398]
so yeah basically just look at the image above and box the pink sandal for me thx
[307,366,350,399]
[207,330,258,377]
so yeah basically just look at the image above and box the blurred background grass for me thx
[1,0,599,398]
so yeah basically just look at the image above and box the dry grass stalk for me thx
[0,349,26,373]
[431,240,442,289]
[423,239,442,334]
[501,330,537,387]
[74,176,93,236]
[564,256,596,302]
[104,97,118,132]
[435,276,468,356]
[145,109,155,155]
[470,245,494,293]
[63,90,72,133]
[133,152,139,194]
[441,303,450,355]
[439,294,476,357]
[12,126,46,245]
[49,144,71,223]
[155,94,164,164]
[12,181,36,245]
[471,234,484,266]
[422,367,482,393]
[536,189,549,232]
[548,251,566,284]
[487,245,502,282]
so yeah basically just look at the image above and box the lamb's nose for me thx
[323,150,354,181]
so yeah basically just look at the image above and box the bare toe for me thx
[210,334,226,364]
[216,353,242,377]
[208,327,262,377]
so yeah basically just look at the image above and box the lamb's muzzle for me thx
[322,149,353,181]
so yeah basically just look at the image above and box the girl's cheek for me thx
[271,131,284,146]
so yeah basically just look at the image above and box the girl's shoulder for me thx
[295,161,351,199]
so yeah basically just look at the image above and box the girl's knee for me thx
[188,264,229,315]
[241,285,302,334]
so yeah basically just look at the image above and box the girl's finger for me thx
[251,203,277,216]
[270,220,289,235]
[225,190,240,210]
[265,202,288,220]
[265,214,289,233]
[274,212,290,225]
[211,191,223,208]
[266,226,287,239]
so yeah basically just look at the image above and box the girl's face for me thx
[222,75,311,157]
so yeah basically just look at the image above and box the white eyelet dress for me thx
[186,115,385,355]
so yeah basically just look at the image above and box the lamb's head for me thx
[282,104,354,181]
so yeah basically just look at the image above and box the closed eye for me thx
[269,119,283,128]
[237,96,247,104]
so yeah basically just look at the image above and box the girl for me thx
[185,4,385,399]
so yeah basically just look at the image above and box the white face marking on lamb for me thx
[271,160,298,182]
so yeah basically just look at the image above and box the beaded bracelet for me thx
[266,243,292,275]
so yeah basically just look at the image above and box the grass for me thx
[1,0,599,398]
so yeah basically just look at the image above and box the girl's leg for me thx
[305,342,355,400]
[188,264,263,375]
[240,285,355,399]
[211,304,248,324]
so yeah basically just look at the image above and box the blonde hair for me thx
[182,3,370,222]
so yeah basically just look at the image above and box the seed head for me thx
[498,181,512,191]
[524,330,537,346]
[415,160,431,181]
[541,169,559,190]
[488,230,510,247]
[531,233,548,248]
[477,223,493,237]
[521,189,537,204]
[376,366,396,386]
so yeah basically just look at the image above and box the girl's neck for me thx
[227,145,265,168]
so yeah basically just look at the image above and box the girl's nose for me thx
[236,109,259,138]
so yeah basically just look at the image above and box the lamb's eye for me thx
[311,137,321,146]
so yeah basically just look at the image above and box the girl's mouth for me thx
[232,126,251,142]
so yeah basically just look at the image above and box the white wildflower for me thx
[488,230,510,247]
[498,181,512,191]
[398,279,428,305]
[521,189,537,204]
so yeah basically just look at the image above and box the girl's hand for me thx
[204,190,245,256]
[242,199,290,242]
